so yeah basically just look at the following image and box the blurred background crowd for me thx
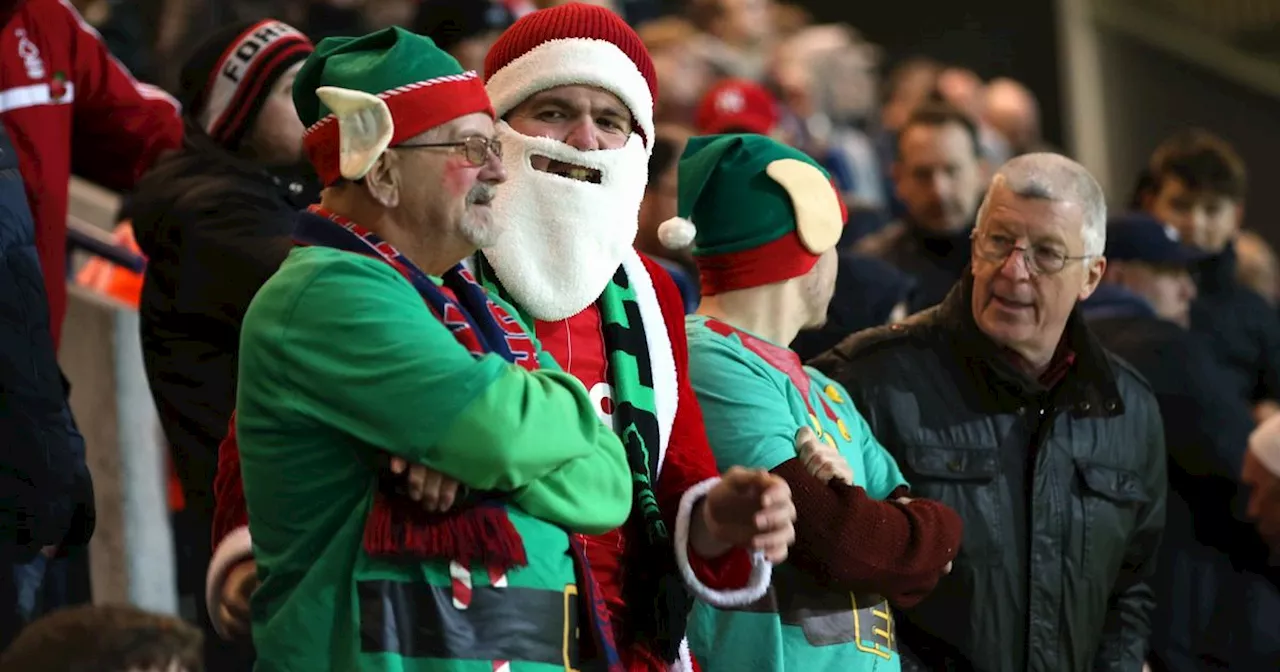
[7,0,1280,670]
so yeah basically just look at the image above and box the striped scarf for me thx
[476,257,694,663]
[294,207,622,669]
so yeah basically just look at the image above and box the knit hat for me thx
[695,79,780,137]
[661,134,847,295]
[414,0,517,55]
[294,27,494,186]
[179,19,314,148]
[484,3,657,149]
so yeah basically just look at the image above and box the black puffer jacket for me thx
[810,275,1167,672]
[128,126,318,517]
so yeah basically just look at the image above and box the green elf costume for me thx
[660,135,963,672]
[234,27,633,672]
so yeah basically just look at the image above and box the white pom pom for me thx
[658,217,697,250]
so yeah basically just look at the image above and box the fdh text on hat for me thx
[661,134,848,296]
[181,19,314,148]
[295,27,495,186]
[483,2,657,150]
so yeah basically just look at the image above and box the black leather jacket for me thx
[810,275,1167,672]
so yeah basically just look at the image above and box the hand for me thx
[1243,449,1280,552]
[390,457,461,513]
[795,427,853,485]
[701,467,797,563]
[217,559,258,640]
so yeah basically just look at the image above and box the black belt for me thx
[358,579,580,666]
[720,565,897,657]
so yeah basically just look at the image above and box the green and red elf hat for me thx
[659,134,848,295]
[294,27,495,186]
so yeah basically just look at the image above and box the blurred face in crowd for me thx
[711,0,771,47]
[881,61,938,132]
[370,113,506,251]
[970,180,1105,368]
[1106,260,1197,327]
[802,247,839,327]
[1144,176,1241,253]
[652,46,713,120]
[894,120,986,234]
[449,33,502,77]
[244,62,306,167]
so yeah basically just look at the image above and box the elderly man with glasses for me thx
[812,153,1168,672]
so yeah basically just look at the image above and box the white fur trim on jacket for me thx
[622,250,677,473]
[1251,412,1280,476]
[674,477,772,607]
[205,525,254,639]
[485,37,655,154]
[671,638,693,672]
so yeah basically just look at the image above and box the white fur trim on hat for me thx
[485,38,655,153]
[674,477,773,607]
[658,217,697,251]
[315,86,394,180]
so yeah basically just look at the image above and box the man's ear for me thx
[1080,256,1107,300]
[364,152,401,209]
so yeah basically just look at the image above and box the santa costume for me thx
[207,5,770,671]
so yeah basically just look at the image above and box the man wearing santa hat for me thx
[205,5,799,671]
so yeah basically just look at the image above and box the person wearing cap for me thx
[668,134,961,672]
[694,78,780,137]
[812,154,1167,672]
[476,4,795,669]
[232,26,633,671]
[203,7,798,670]
[1085,214,1279,672]
[123,20,316,659]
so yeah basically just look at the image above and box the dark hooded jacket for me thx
[128,124,318,516]
[1190,244,1280,407]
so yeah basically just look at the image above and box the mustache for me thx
[467,184,496,205]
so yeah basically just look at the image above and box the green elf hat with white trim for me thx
[659,134,848,296]
[294,26,495,186]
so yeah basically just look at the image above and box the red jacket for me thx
[1,0,182,344]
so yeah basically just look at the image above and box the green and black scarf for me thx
[476,257,693,662]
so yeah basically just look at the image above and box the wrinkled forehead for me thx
[981,187,1086,246]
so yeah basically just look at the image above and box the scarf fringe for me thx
[363,493,528,572]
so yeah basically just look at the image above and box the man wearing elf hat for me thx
[204,6,798,669]
[474,3,798,669]
[669,134,963,672]
[232,26,636,671]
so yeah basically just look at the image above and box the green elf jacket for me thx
[236,247,633,671]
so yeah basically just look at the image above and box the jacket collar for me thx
[181,121,320,207]
[929,272,1125,417]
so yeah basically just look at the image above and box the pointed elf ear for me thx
[316,86,395,181]
[766,158,843,254]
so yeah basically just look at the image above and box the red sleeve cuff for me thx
[687,545,754,591]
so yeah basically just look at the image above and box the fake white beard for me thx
[482,123,649,321]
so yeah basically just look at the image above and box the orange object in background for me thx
[74,220,144,308]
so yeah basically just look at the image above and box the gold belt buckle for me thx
[563,584,581,672]
[850,593,894,660]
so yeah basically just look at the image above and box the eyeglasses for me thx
[396,135,502,167]
[971,229,1093,276]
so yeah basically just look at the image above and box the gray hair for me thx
[976,152,1108,256]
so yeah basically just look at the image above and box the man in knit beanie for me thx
[671,133,961,672]
[229,25,637,671]
[475,4,801,670]
[124,18,316,668]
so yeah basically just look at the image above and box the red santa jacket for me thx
[206,253,768,669]
[1,0,183,344]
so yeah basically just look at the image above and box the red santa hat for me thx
[483,3,657,150]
